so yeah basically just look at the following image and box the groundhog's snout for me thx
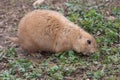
[90,45,98,53]
[82,48,98,56]
[90,43,98,53]
[73,35,98,56]
[82,39,98,56]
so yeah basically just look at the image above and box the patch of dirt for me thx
[0,0,35,48]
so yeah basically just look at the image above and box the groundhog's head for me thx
[73,29,97,55]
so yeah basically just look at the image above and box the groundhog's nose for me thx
[95,48,98,52]
[91,48,98,53]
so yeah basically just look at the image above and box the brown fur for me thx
[14,10,97,55]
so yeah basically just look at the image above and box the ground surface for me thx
[0,0,34,47]
[0,0,120,80]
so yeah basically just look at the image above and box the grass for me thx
[0,0,120,80]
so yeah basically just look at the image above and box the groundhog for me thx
[12,10,97,55]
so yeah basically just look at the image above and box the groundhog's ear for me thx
[79,35,82,39]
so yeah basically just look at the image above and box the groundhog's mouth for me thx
[80,52,93,56]
[73,51,93,56]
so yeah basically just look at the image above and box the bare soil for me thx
[0,0,35,47]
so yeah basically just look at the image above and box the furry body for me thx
[15,10,97,54]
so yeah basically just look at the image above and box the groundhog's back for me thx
[18,10,69,52]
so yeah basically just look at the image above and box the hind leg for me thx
[20,42,42,58]
[20,40,38,53]
[21,44,37,53]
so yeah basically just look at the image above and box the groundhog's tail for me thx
[7,36,19,44]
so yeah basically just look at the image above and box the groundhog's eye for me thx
[87,40,91,45]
